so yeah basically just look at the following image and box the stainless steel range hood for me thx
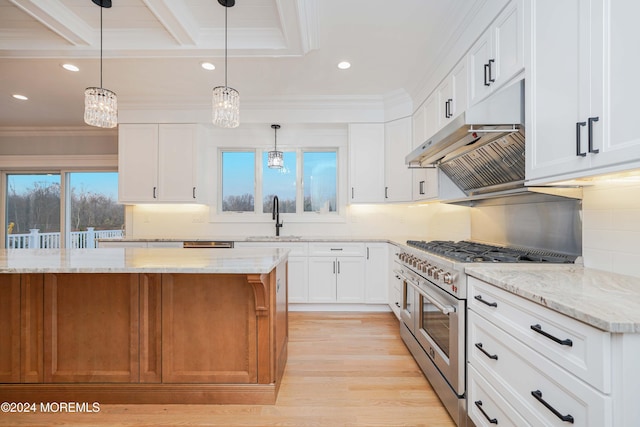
[406,80,582,203]
[406,80,524,168]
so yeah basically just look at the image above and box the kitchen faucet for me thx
[272,195,283,236]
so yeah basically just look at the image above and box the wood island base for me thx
[0,260,288,405]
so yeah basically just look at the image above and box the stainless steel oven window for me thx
[420,295,451,358]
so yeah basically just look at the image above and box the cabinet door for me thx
[308,257,337,302]
[412,168,439,201]
[412,102,427,149]
[348,124,385,203]
[451,59,468,121]
[158,124,198,202]
[384,118,413,202]
[593,0,640,169]
[336,257,365,303]
[437,77,454,129]
[0,275,20,383]
[118,124,159,203]
[423,93,440,142]
[468,31,493,106]
[287,256,308,303]
[364,244,388,303]
[525,0,592,182]
[492,0,524,88]
[43,273,140,383]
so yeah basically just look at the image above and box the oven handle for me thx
[401,275,456,315]
[417,286,456,315]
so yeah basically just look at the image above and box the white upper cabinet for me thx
[119,124,207,204]
[526,0,640,184]
[384,118,413,202]
[118,124,159,203]
[348,123,385,203]
[468,0,524,106]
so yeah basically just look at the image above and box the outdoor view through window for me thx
[5,172,124,249]
[221,150,336,213]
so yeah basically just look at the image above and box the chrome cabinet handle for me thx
[153,186,157,198]
[531,390,574,423]
[192,187,196,199]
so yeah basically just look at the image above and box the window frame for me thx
[1,166,121,249]
[214,146,345,224]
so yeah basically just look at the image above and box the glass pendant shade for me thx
[84,1,117,128]
[212,85,240,128]
[268,150,284,169]
[268,124,283,168]
[84,87,117,128]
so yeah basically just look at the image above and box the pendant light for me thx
[84,0,117,128]
[268,124,283,169]
[212,0,239,128]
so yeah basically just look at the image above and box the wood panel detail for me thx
[21,274,43,382]
[43,273,140,383]
[140,273,162,383]
[0,274,20,383]
[162,274,258,384]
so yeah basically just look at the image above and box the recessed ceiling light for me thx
[12,94,28,101]
[201,62,216,71]
[62,63,80,72]
[337,61,351,70]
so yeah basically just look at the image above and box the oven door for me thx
[414,281,465,396]
[399,273,417,332]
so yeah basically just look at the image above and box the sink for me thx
[246,235,302,241]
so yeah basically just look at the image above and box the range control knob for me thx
[443,272,453,284]
[433,269,444,280]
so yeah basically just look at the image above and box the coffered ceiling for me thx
[0,0,478,128]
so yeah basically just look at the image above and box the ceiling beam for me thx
[141,0,198,46]
[9,0,93,46]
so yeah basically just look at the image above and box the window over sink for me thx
[218,148,338,217]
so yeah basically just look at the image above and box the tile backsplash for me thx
[582,181,640,278]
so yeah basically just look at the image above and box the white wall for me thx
[582,181,640,278]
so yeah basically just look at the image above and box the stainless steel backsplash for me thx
[470,196,582,256]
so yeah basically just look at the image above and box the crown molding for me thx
[0,126,117,137]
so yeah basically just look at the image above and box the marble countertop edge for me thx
[465,264,640,334]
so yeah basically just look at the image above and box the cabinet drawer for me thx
[469,311,612,427]
[468,365,531,427]
[309,242,364,257]
[468,276,611,392]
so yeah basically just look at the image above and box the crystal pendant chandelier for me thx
[84,0,117,128]
[268,124,283,169]
[212,0,239,128]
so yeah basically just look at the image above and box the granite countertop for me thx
[98,236,400,244]
[0,248,288,274]
[465,263,640,333]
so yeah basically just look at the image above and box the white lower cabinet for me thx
[308,242,365,303]
[468,276,613,427]
[364,243,388,303]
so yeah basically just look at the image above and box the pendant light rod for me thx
[100,5,103,88]
[272,124,280,150]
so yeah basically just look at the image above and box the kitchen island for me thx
[0,248,289,404]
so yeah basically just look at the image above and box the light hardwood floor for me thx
[0,312,455,426]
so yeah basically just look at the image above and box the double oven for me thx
[396,247,467,426]
[395,240,577,427]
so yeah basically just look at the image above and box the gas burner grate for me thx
[406,240,577,264]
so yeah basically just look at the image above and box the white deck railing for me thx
[6,228,124,249]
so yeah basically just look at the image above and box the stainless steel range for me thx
[395,240,576,427]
